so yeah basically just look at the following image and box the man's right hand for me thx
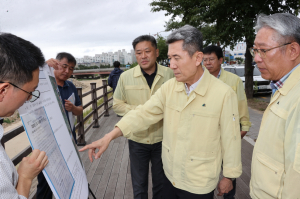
[17,149,48,181]
[79,134,111,162]
[79,127,123,162]
[46,58,59,70]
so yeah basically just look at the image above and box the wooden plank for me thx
[114,141,130,199]
[95,142,119,198]
[89,139,115,192]
[103,137,127,199]
[236,178,251,199]
[124,172,134,199]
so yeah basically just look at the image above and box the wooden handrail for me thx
[0,79,113,165]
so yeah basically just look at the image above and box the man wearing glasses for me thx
[203,45,251,199]
[36,52,83,199]
[249,13,300,199]
[0,33,49,199]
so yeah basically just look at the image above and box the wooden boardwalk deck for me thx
[77,110,254,199]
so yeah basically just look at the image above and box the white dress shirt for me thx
[0,124,27,199]
[184,73,204,96]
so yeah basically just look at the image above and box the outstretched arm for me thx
[79,127,123,162]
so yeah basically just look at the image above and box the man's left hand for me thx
[65,99,74,112]
[241,131,247,138]
[217,177,233,196]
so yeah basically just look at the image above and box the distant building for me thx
[76,49,134,67]
[233,42,246,59]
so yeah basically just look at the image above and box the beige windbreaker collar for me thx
[219,67,227,82]
[278,63,300,96]
[174,68,210,97]
[133,63,164,78]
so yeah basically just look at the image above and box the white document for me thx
[67,93,76,131]
[21,107,74,199]
[19,65,88,199]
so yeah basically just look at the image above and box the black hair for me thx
[132,35,157,50]
[0,33,45,86]
[56,52,77,66]
[203,45,223,59]
[113,61,121,68]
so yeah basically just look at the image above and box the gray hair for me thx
[255,13,300,44]
[166,25,203,57]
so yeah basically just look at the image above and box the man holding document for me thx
[0,33,48,199]
[36,52,83,199]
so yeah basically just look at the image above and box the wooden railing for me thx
[0,79,113,167]
[76,79,113,145]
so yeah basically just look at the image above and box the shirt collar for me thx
[270,63,300,91]
[217,68,222,79]
[140,64,157,76]
[134,63,164,78]
[58,80,69,88]
[184,74,203,96]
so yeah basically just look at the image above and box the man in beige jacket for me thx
[203,45,251,199]
[249,13,300,199]
[112,35,174,199]
[80,25,242,199]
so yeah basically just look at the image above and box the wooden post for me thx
[76,87,86,146]
[91,83,99,128]
[102,79,109,117]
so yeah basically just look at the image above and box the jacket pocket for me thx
[293,143,300,173]
[162,142,173,176]
[185,155,217,187]
[270,105,288,120]
[252,152,284,198]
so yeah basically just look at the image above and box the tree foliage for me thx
[156,34,169,64]
[150,0,299,98]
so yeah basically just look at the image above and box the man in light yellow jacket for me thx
[113,35,174,199]
[249,13,300,199]
[203,45,251,199]
[80,25,242,199]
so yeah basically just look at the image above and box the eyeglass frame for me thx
[203,57,217,63]
[249,42,291,58]
[0,81,40,102]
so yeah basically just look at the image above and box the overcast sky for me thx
[0,0,172,59]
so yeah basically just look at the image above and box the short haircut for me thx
[203,45,223,59]
[56,52,77,66]
[132,35,157,50]
[166,25,203,57]
[0,33,45,86]
[113,61,121,68]
[255,13,300,45]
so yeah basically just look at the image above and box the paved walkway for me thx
[245,107,263,142]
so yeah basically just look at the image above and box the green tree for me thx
[150,0,299,98]
[156,34,168,64]
[235,57,244,64]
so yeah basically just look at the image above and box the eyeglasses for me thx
[0,81,40,102]
[203,58,216,62]
[249,42,291,59]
